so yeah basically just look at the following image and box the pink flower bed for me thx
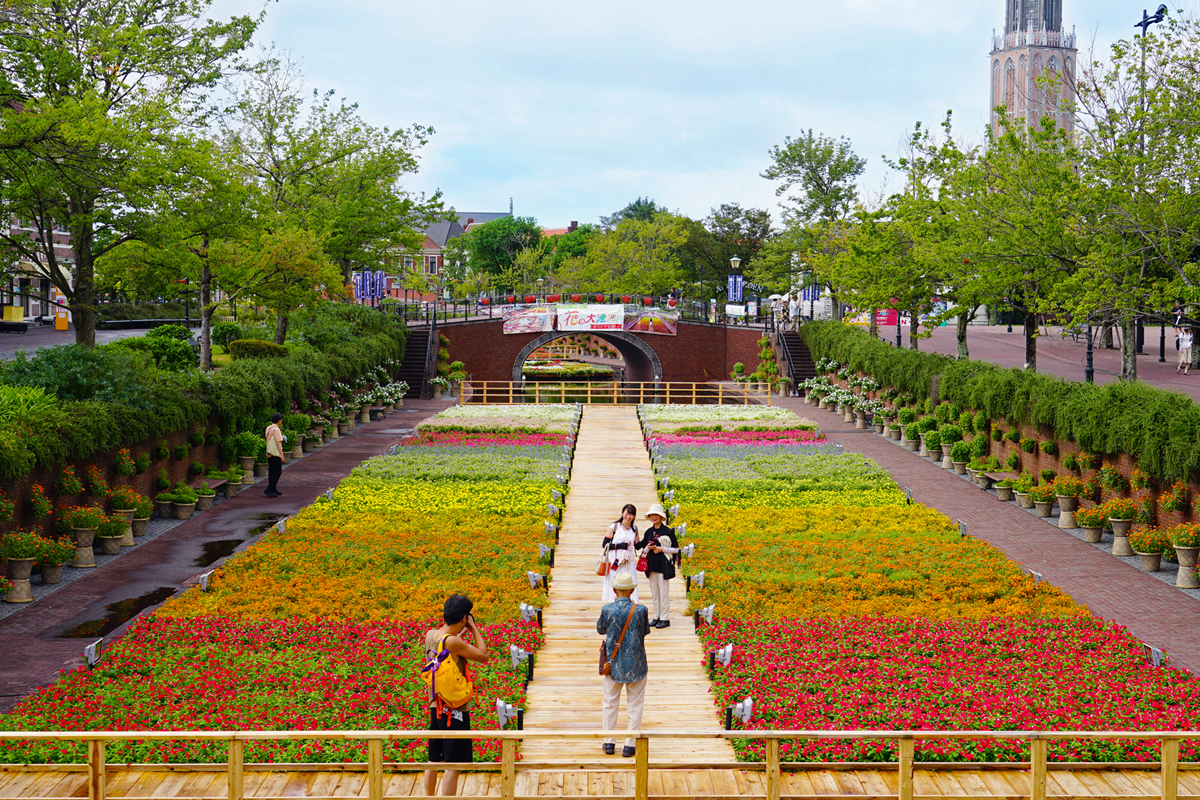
[656,429,826,446]
[405,430,568,447]
[701,617,1200,762]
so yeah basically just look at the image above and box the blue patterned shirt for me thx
[596,597,650,683]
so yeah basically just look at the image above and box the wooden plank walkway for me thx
[520,405,734,765]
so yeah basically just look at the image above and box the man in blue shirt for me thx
[596,570,651,757]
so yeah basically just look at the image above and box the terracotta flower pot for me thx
[953,462,968,475]
[196,494,215,512]
[1135,551,1162,572]
[97,536,122,555]
[1034,500,1054,517]
[132,518,149,537]
[254,462,268,477]
[41,563,64,585]
[997,486,1014,502]
[173,502,196,520]
[1109,519,1134,556]
[1056,495,1079,513]
[1080,526,1103,543]
[1014,492,1033,509]
[238,455,256,472]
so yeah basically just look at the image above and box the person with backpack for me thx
[597,571,652,757]
[421,594,490,797]
[637,504,679,628]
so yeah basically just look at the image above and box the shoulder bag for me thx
[596,534,611,577]
[599,605,638,676]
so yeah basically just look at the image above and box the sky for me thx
[210,0,1182,229]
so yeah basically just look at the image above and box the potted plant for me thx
[1047,476,1086,528]
[1075,506,1108,543]
[114,447,136,480]
[1028,483,1057,517]
[233,431,260,472]
[1130,527,1172,573]
[56,465,84,500]
[1012,474,1035,508]
[171,484,199,520]
[109,485,143,546]
[937,425,962,468]
[131,495,153,537]
[950,441,971,475]
[64,505,106,568]
[448,361,468,397]
[95,514,127,556]
[995,479,1015,502]
[429,376,449,400]
[730,362,745,383]
[923,431,942,463]
[195,481,217,512]
[1104,498,1140,556]
[37,537,77,585]
[0,530,42,603]
[254,440,269,477]
[777,375,793,398]
[1167,523,1200,589]
[966,457,986,484]
[29,484,52,521]
[225,467,245,497]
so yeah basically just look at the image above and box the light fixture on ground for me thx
[681,542,695,558]
[526,571,546,589]
[518,602,542,627]
[726,696,753,729]
[538,543,555,565]
[496,698,522,729]
[676,522,687,538]
[695,604,715,627]
[709,643,733,670]
[83,639,103,668]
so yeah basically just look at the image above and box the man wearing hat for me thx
[596,570,652,757]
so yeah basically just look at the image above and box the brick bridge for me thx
[437,318,765,384]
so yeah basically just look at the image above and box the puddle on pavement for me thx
[195,538,247,567]
[249,514,286,535]
[58,587,177,638]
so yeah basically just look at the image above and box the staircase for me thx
[396,326,429,399]
[779,330,817,387]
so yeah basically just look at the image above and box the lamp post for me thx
[1086,320,1095,383]
[1135,7,1166,362]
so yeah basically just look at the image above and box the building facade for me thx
[990,0,1077,134]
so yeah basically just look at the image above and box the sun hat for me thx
[612,572,637,590]
[646,503,667,520]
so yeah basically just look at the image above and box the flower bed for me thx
[0,405,559,763]
[643,405,1200,762]
[652,429,826,446]
[641,404,814,430]
[521,359,614,380]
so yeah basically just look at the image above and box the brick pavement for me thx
[778,396,1200,673]
[0,323,144,359]
[0,400,454,712]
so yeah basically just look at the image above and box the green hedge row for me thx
[798,321,1200,484]
[0,304,406,483]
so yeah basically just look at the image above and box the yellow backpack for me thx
[419,635,474,720]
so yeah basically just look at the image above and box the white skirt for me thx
[601,557,641,604]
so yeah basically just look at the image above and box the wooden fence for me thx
[0,729,1194,800]
[460,381,773,406]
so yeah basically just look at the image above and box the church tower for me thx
[990,0,1077,134]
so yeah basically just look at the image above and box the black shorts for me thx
[428,708,471,764]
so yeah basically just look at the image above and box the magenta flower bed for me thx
[701,617,1200,763]
[1,616,542,764]
[404,430,568,447]
[654,429,826,446]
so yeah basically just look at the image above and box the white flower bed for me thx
[421,403,579,431]
[638,405,810,424]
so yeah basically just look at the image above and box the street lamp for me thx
[1134,6,1167,358]
[729,256,742,325]
[536,277,545,299]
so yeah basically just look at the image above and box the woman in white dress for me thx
[601,504,640,604]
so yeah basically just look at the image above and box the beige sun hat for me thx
[612,572,637,590]
[646,503,667,520]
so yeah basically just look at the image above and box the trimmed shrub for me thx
[228,339,289,360]
[212,323,243,349]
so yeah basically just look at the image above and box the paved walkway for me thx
[521,406,733,765]
[777,397,1200,673]
[0,400,454,713]
[0,324,145,358]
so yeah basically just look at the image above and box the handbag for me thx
[599,605,637,676]
[635,541,648,572]
[596,543,610,577]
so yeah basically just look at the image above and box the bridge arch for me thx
[512,331,663,384]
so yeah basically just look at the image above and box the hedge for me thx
[228,339,289,359]
[0,304,406,483]
[799,321,1200,484]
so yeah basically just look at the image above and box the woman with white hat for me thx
[601,503,640,604]
[637,504,679,628]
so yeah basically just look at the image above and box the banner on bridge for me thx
[502,304,556,334]
[623,306,679,336]
[556,304,624,331]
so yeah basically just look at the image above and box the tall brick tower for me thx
[990,0,1077,134]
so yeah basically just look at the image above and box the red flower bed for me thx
[1,616,542,764]
[655,429,825,446]
[402,431,569,447]
[700,617,1200,762]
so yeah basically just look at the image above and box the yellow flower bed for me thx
[331,478,554,515]
[683,504,1082,620]
[162,507,553,623]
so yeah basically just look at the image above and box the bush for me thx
[155,470,170,491]
[1063,453,1079,471]
[1006,452,1020,471]
[1130,527,1173,555]
[171,483,199,504]
[205,432,219,446]
[154,442,169,461]
[228,339,289,360]
[939,425,963,444]
[973,411,987,434]
[96,303,186,321]
[1040,440,1058,456]
[146,324,193,341]
[106,335,197,371]
[1040,469,1057,485]
[0,529,43,559]
[1005,430,1021,443]
[1166,523,1200,548]
[96,514,126,538]
[173,445,189,461]
[110,485,145,512]
[1104,498,1141,520]
[897,408,917,425]
[950,441,971,462]
[37,536,77,566]
[924,431,942,451]
[212,322,243,349]
[188,432,205,448]
[189,461,205,477]
[232,431,260,458]
[1075,506,1108,528]
[957,412,975,434]
[1020,438,1037,453]
[969,436,987,459]
[992,427,1003,441]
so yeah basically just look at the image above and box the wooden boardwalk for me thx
[520,405,733,765]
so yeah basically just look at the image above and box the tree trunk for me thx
[70,216,97,348]
[342,257,352,287]
[1023,310,1037,372]
[909,310,920,350]
[956,311,970,360]
[273,312,288,345]
[1121,316,1139,381]
[869,308,878,339]
[199,254,214,371]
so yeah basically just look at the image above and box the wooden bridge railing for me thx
[0,729,1193,800]
[460,381,773,406]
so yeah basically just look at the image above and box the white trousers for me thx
[601,675,647,747]
[647,572,670,621]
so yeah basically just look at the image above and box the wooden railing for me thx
[461,381,773,406]
[0,729,1194,800]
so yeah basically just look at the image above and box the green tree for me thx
[0,0,257,347]
[555,212,687,295]
[599,197,666,230]
[454,216,543,279]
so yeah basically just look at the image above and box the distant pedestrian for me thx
[422,594,490,797]
[1179,328,1193,375]
[601,504,640,604]
[637,504,679,628]
[597,571,651,757]
[788,296,799,330]
[264,413,285,497]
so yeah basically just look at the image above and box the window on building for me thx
[404,256,413,271]
[427,256,438,275]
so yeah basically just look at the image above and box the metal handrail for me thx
[420,316,438,399]
[0,728,1189,800]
